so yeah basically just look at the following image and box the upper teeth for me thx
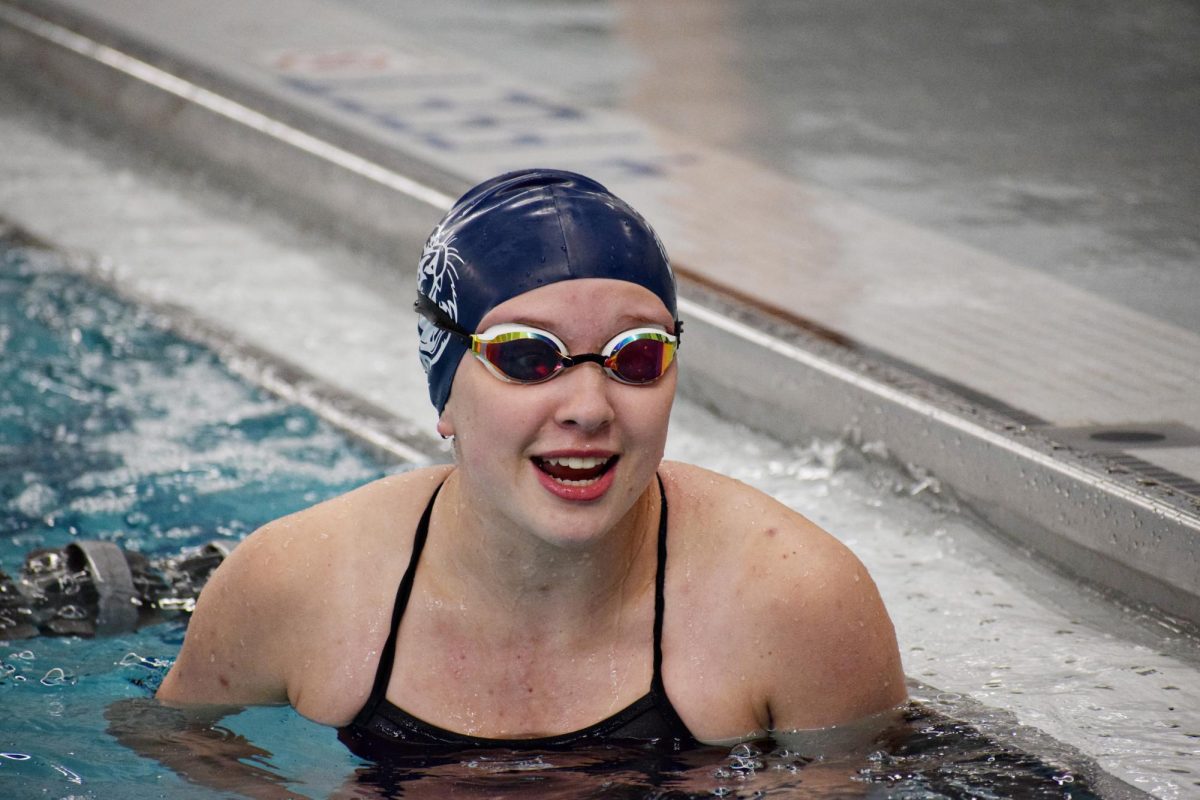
[543,456,608,469]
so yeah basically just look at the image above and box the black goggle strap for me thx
[415,292,683,346]
[415,293,474,343]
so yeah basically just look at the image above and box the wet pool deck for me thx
[1,0,1198,625]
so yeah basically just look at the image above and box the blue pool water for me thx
[0,237,396,797]
[0,237,1114,798]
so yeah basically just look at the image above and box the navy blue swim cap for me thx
[417,169,678,413]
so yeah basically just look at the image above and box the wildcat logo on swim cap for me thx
[416,223,462,374]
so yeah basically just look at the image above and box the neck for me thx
[424,471,660,630]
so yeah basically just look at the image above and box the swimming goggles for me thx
[416,293,681,385]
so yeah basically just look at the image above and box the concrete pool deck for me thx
[1,0,1198,630]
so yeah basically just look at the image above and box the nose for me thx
[552,362,615,433]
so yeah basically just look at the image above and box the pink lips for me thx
[531,452,618,502]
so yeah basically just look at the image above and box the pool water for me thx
[0,238,1114,798]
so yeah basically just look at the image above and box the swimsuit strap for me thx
[651,473,669,694]
[354,481,441,725]
[354,476,670,724]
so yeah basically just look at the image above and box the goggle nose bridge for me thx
[560,352,608,370]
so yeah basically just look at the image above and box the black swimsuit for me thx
[338,476,696,756]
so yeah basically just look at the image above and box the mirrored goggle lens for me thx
[476,331,563,383]
[604,333,676,384]
[473,327,676,384]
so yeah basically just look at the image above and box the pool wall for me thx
[1,0,1197,627]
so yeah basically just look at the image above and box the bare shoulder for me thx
[658,460,843,564]
[203,464,451,609]
[157,465,453,718]
[658,461,905,737]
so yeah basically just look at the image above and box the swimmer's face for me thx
[438,278,677,547]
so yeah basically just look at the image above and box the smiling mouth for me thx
[533,455,618,486]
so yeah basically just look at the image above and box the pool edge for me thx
[1,0,1197,628]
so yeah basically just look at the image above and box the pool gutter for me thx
[2,0,1198,626]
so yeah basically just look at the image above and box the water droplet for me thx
[40,667,74,686]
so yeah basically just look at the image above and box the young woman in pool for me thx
[156,169,906,754]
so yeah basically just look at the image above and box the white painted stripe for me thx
[678,297,1192,524]
[0,4,456,211]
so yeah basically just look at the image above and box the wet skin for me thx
[436,278,678,555]
[157,277,905,749]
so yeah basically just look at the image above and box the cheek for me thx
[452,378,544,455]
[651,379,677,447]
[621,382,675,451]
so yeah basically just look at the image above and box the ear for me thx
[436,411,455,439]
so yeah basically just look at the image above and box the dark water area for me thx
[337,702,1101,799]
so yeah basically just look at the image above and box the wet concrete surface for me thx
[343,0,1200,333]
